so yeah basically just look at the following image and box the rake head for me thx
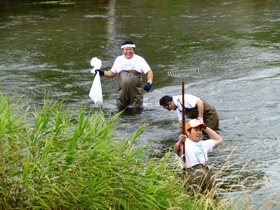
[167,68,199,77]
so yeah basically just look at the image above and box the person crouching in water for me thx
[175,119,222,197]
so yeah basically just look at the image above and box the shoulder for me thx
[113,56,122,62]
[185,138,195,145]
[202,139,216,148]
[173,95,180,101]
[135,54,147,62]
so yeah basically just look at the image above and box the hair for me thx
[121,40,135,48]
[159,95,173,106]
[186,128,192,133]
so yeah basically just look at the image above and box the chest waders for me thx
[117,70,143,108]
[184,99,219,130]
[186,164,216,196]
[184,145,216,196]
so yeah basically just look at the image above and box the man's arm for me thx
[143,70,153,91]
[104,70,117,78]
[174,134,186,155]
[178,120,183,128]
[204,127,222,148]
[196,99,204,120]
[146,69,153,83]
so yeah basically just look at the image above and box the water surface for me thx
[1,0,280,208]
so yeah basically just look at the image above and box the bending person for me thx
[159,94,219,130]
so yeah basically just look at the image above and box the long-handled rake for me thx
[167,68,199,185]
[168,68,199,77]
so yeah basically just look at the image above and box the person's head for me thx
[121,40,135,59]
[185,119,206,142]
[159,95,177,111]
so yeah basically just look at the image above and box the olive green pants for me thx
[185,100,219,130]
[203,101,219,130]
[186,164,216,197]
[117,70,143,108]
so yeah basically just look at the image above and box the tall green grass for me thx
[0,93,263,209]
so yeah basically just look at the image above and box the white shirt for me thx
[173,94,200,121]
[111,54,151,74]
[184,138,215,168]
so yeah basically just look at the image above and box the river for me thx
[1,0,280,208]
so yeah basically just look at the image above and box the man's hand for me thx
[144,82,152,91]
[95,69,104,76]
[179,134,187,143]
[197,116,204,123]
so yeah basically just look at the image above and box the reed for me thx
[0,93,268,209]
[207,146,270,210]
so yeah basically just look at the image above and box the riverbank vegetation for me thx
[0,93,261,209]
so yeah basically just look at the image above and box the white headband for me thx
[121,44,136,49]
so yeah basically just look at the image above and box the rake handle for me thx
[182,81,187,183]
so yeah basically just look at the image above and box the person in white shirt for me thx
[159,94,219,130]
[175,119,222,196]
[95,41,153,109]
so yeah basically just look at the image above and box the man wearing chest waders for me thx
[176,119,222,197]
[159,94,219,131]
[95,41,153,109]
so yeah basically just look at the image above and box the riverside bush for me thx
[0,93,233,209]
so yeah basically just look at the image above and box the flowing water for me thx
[1,0,280,208]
